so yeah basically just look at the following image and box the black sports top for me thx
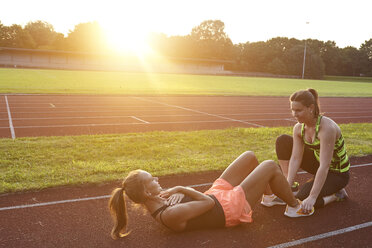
[151,194,225,231]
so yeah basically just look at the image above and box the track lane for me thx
[1,95,371,138]
[1,158,371,248]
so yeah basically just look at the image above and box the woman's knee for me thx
[276,134,293,160]
[261,160,281,174]
[241,151,258,163]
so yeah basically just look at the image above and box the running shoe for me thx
[261,194,286,207]
[284,200,314,218]
[335,188,348,202]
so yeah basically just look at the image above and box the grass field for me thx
[324,75,372,83]
[1,68,372,96]
[1,68,372,194]
[1,124,371,194]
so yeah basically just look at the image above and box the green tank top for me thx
[301,115,350,173]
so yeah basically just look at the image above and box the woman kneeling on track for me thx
[261,88,349,213]
[109,151,312,239]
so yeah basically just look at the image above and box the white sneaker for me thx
[335,188,348,202]
[284,200,314,218]
[261,194,286,207]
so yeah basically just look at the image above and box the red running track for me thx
[1,95,372,138]
[0,155,372,247]
[0,95,372,247]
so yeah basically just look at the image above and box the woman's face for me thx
[140,171,162,196]
[290,101,314,123]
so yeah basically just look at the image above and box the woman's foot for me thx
[261,194,286,207]
[284,199,314,217]
[334,188,348,202]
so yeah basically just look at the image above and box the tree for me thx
[338,46,365,76]
[360,38,372,59]
[65,22,108,52]
[190,20,234,59]
[266,37,301,60]
[0,23,35,48]
[0,21,6,46]
[24,21,61,49]
[320,41,341,75]
[190,20,229,42]
[307,53,325,79]
[149,33,196,58]
[283,42,325,79]
[360,38,372,76]
[51,33,66,50]
[240,41,273,72]
[267,57,287,75]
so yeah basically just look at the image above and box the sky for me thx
[1,0,371,53]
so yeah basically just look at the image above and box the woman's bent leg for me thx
[276,134,293,178]
[219,151,259,187]
[239,160,298,208]
[297,171,349,208]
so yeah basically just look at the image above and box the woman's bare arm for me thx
[159,186,215,231]
[287,124,305,186]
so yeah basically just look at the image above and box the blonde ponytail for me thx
[108,187,130,239]
[108,170,146,239]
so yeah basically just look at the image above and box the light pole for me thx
[302,22,309,79]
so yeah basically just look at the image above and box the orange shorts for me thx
[204,178,253,227]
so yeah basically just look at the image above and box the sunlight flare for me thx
[104,26,153,56]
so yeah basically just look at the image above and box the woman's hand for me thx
[301,196,316,213]
[159,186,182,199]
[159,186,185,205]
[165,193,185,206]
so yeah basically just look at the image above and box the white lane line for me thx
[285,118,297,123]
[267,221,372,248]
[5,102,372,109]
[5,96,16,139]
[0,112,293,120]
[1,162,371,212]
[0,115,370,129]
[0,183,214,212]
[0,119,267,129]
[297,162,372,174]
[0,113,294,121]
[1,110,371,116]
[350,162,372,168]
[132,96,264,127]
[130,116,150,124]
[0,115,371,123]
[0,195,109,211]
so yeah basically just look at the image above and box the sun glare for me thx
[105,27,153,56]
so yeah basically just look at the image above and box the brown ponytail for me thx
[109,187,130,239]
[290,88,321,117]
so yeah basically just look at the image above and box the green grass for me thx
[1,123,371,194]
[1,68,371,194]
[1,68,372,96]
[324,75,372,83]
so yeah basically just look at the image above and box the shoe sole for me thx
[261,201,286,207]
[284,209,314,218]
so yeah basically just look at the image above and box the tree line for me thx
[1,20,371,78]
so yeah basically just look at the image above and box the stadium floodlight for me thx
[302,22,310,79]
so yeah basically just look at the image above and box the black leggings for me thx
[276,134,349,208]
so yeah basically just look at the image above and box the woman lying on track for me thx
[261,88,349,212]
[109,151,313,239]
